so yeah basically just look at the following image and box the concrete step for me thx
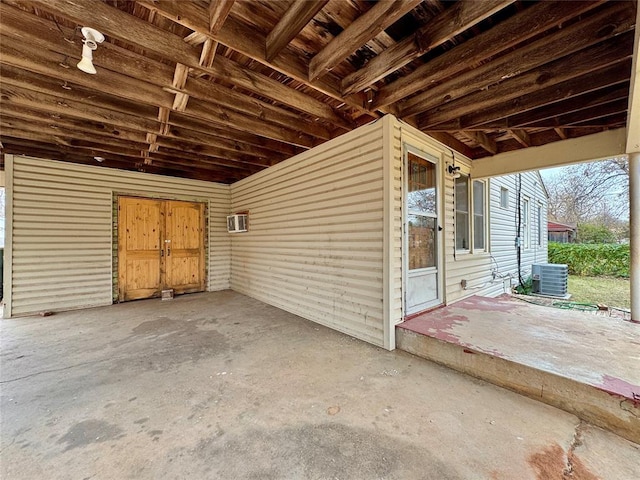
[396,328,639,444]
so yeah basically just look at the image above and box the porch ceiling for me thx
[0,0,636,183]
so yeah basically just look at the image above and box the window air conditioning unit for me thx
[227,213,248,233]
[531,264,568,297]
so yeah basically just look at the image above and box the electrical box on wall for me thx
[227,213,248,233]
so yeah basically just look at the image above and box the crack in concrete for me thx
[0,358,112,384]
[563,420,586,479]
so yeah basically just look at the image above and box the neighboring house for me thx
[3,116,547,349]
[548,221,577,243]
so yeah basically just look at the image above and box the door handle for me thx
[167,247,171,256]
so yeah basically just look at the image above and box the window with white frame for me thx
[455,174,487,252]
[500,187,509,209]
[537,203,543,246]
[523,197,530,249]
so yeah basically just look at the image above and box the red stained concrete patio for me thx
[396,295,640,444]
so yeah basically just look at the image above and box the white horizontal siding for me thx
[5,155,230,316]
[445,171,548,302]
[230,120,386,347]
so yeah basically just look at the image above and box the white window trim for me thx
[500,187,509,209]
[455,174,488,255]
[537,201,544,246]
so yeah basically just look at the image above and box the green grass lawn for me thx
[568,275,630,309]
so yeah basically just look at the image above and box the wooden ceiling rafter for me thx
[417,32,635,130]
[341,0,515,96]
[308,0,423,82]
[400,1,635,119]
[0,0,636,181]
[373,1,605,110]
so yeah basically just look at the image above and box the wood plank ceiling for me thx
[0,0,636,183]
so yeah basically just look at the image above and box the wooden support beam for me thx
[309,0,421,82]
[509,130,530,148]
[29,0,353,129]
[266,0,328,62]
[140,0,373,117]
[0,33,319,148]
[341,0,514,95]
[0,115,268,169]
[401,1,635,118]
[209,0,235,35]
[462,131,497,155]
[452,62,632,130]
[425,132,477,159]
[1,136,246,183]
[554,128,568,140]
[0,65,299,157]
[417,33,634,129]
[374,1,604,110]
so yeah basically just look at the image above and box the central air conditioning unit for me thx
[531,264,568,297]
[227,213,248,233]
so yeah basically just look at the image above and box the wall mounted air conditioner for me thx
[227,213,248,233]
[531,264,568,297]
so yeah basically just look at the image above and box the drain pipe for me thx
[630,152,639,323]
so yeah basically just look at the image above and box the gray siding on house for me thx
[230,120,387,347]
[5,155,230,317]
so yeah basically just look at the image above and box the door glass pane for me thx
[407,154,436,215]
[408,215,436,269]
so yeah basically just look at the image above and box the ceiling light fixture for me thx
[77,27,105,75]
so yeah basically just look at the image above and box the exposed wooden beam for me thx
[29,0,352,129]
[462,131,497,155]
[209,0,235,35]
[452,62,632,130]
[0,65,300,157]
[509,130,530,148]
[1,136,242,183]
[309,0,421,82]
[400,1,635,118]
[0,118,263,171]
[373,1,604,110]
[266,0,328,62]
[0,32,319,148]
[417,34,634,129]
[425,132,476,159]
[135,0,373,118]
[555,128,568,140]
[341,0,514,95]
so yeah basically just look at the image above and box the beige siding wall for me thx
[395,121,456,318]
[391,121,548,312]
[390,120,404,328]
[230,120,387,347]
[5,155,230,317]
[445,171,548,302]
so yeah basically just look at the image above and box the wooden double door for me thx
[118,196,205,301]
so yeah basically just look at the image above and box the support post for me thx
[630,152,639,323]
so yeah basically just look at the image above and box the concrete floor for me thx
[1,291,639,479]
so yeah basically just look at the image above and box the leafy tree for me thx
[544,157,629,225]
[577,223,617,244]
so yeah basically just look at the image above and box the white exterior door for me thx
[405,150,442,315]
